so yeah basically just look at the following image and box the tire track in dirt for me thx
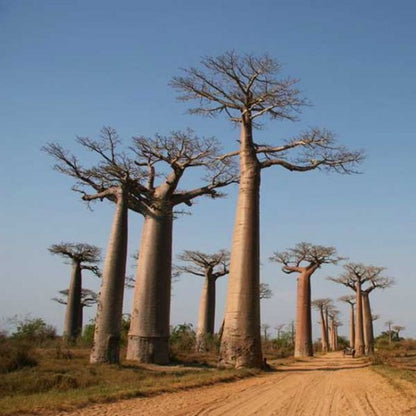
[54,353,416,416]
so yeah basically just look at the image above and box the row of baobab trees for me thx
[49,240,393,362]
[44,51,364,368]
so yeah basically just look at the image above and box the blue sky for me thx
[1,0,415,340]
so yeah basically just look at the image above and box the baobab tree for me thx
[274,324,285,341]
[393,325,405,339]
[45,128,235,364]
[48,243,101,344]
[126,132,236,364]
[339,295,356,348]
[329,263,393,355]
[172,51,364,368]
[385,320,394,345]
[175,249,230,352]
[259,283,273,300]
[311,298,332,353]
[270,243,343,357]
[327,307,341,351]
[44,128,145,363]
[361,272,393,354]
[52,288,98,335]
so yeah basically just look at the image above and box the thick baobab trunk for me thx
[349,303,355,349]
[196,275,217,352]
[329,319,336,351]
[90,194,128,363]
[294,272,313,357]
[354,282,365,356]
[219,118,263,369]
[319,307,328,353]
[77,303,83,336]
[127,207,173,364]
[63,260,82,344]
[324,308,330,350]
[362,292,374,355]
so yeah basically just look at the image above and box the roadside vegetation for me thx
[0,318,261,415]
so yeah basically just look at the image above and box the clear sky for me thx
[1,0,415,340]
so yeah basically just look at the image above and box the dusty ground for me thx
[55,353,416,416]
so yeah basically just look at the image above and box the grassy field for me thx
[0,346,261,415]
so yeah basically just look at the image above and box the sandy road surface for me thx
[56,353,416,416]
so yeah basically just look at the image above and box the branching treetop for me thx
[270,242,344,275]
[328,263,394,292]
[44,127,237,215]
[338,295,356,306]
[52,288,98,307]
[171,51,305,123]
[259,282,273,300]
[175,249,230,279]
[311,298,333,310]
[48,242,101,265]
[172,51,365,174]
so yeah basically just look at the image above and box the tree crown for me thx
[270,242,344,274]
[44,127,237,215]
[175,249,230,279]
[48,243,101,264]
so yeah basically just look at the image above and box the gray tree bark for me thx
[63,260,82,344]
[219,117,263,368]
[90,191,128,363]
[127,206,173,364]
[362,292,375,355]
[196,275,217,352]
[349,303,355,349]
[354,282,365,356]
[294,272,313,357]
[319,306,328,353]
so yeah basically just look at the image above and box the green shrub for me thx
[169,323,196,357]
[10,316,56,346]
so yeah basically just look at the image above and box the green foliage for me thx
[169,323,196,356]
[80,314,131,347]
[10,316,56,346]
[80,322,95,346]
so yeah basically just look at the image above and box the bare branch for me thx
[48,242,101,264]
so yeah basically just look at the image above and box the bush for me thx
[169,323,196,357]
[10,316,56,346]
[0,338,38,373]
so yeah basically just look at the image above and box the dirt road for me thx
[57,353,416,416]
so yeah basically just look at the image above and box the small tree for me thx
[312,298,332,353]
[385,320,394,345]
[48,243,100,344]
[259,283,273,300]
[338,295,356,348]
[330,264,393,355]
[393,325,405,339]
[172,51,364,368]
[52,288,98,334]
[175,249,230,352]
[270,243,343,357]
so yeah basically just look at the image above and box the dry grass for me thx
[0,347,261,415]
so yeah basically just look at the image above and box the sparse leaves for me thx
[48,243,101,264]
[270,242,344,274]
[175,249,230,279]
